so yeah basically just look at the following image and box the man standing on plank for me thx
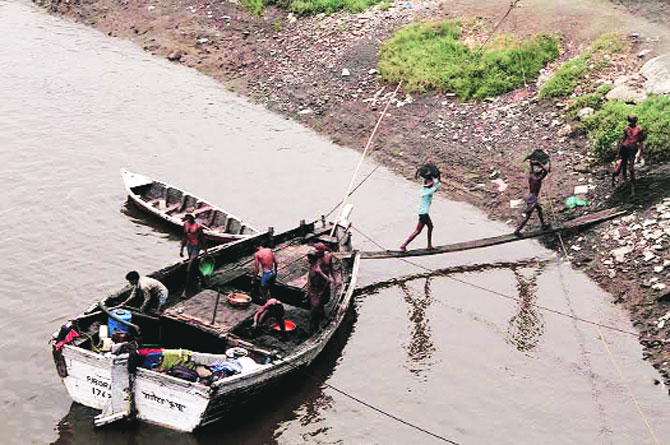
[514,160,550,236]
[400,174,439,251]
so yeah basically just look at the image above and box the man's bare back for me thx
[255,248,276,272]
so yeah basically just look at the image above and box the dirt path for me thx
[34,0,670,389]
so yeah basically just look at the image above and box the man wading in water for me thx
[514,160,550,236]
[612,114,645,197]
[400,172,440,251]
[179,213,207,297]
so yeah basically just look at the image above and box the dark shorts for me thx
[267,303,284,319]
[620,146,638,161]
[187,245,200,259]
[418,214,431,225]
[525,194,538,212]
[261,270,276,288]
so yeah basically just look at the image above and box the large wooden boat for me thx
[50,221,359,432]
[121,168,260,243]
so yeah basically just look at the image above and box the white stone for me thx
[643,219,657,227]
[341,68,350,77]
[510,199,524,209]
[641,55,670,95]
[571,245,582,251]
[654,265,664,273]
[644,250,657,262]
[574,185,589,195]
[368,69,378,75]
[578,107,594,119]
[298,109,312,115]
[612,246,632,262]
[491,178,507,192]
[652,283,667,291]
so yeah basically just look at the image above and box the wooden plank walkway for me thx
[345,208,626,260]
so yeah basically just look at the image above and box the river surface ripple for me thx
[0,1,668,443]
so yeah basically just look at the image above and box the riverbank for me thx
[35,0,670,388]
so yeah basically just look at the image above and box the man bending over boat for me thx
[253,298,286,335]
[514,160,550,236]
[253,241,277,302]
[118,271,169,313]
[307,248,333,333]
[180,213,207,298]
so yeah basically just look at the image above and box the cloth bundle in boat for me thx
[159,349,194,371]
[138,348,164,370]
[169,365,199,382]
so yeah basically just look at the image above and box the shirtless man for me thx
[612,114,645,197]
[253,241,277,302]
[179,214,207,297]
[252,298,286,335]
[514,160,550,236]
[314,242,336,304]
[307,249,333,333]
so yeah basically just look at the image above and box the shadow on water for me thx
[399,279,435,377]
[53,306,358,445]
[120,199,182,243]
[506,266,546,354]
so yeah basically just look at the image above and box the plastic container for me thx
[100,338,113,352]
[108,309,132,336]
[99,325,109,339]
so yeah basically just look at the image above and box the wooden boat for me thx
[121,168,260,243]
[50,221,359,432]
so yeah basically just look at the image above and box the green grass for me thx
[241,0,265,17]
[286,0,380,15]
[248,0,380,16]
[378,21,560,101]
[580,95,670,163]
[538,33,626,99]
[566,84,613,119]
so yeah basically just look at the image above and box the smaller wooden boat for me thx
[121,169,259,243]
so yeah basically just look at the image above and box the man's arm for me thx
[118,285,137,308]
[253,253,259,281]
[198,226,208,254]
[272,252,277,274]
[180,228,187,257]
[139,289,151,312]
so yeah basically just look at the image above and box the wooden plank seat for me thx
[163,289,257,337]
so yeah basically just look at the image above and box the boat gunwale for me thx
[120,168,260,240]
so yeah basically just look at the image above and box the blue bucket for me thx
[108,309,132,335]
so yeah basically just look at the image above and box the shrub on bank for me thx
[245,0,383,16]
[580,95,670,163]
[378,21,559,100]
[538,33,626,99]
[566,84,613,119]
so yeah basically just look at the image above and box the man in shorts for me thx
[514,160,550,236]
[307,249,333,333]
[612,114,645,197]
[400,175,440,251]
[179,213,207,297]
[253,241,277,302]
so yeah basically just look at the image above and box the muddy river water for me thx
[1,1,669,443]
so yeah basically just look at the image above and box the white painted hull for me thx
[56,238,360,432]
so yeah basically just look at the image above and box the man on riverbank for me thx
[400,175,440,251]
[253,241,277,302]
[514,160,550,236]
[307,249,332,333]
[612,114,645,197]
[119,271,169,313]
[180,213,207,297]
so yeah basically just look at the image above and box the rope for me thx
[544,186,660,444]
[330,82,402,236]
[349,225,638,337]
[597,327,660,444]
[476,0,522,53]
